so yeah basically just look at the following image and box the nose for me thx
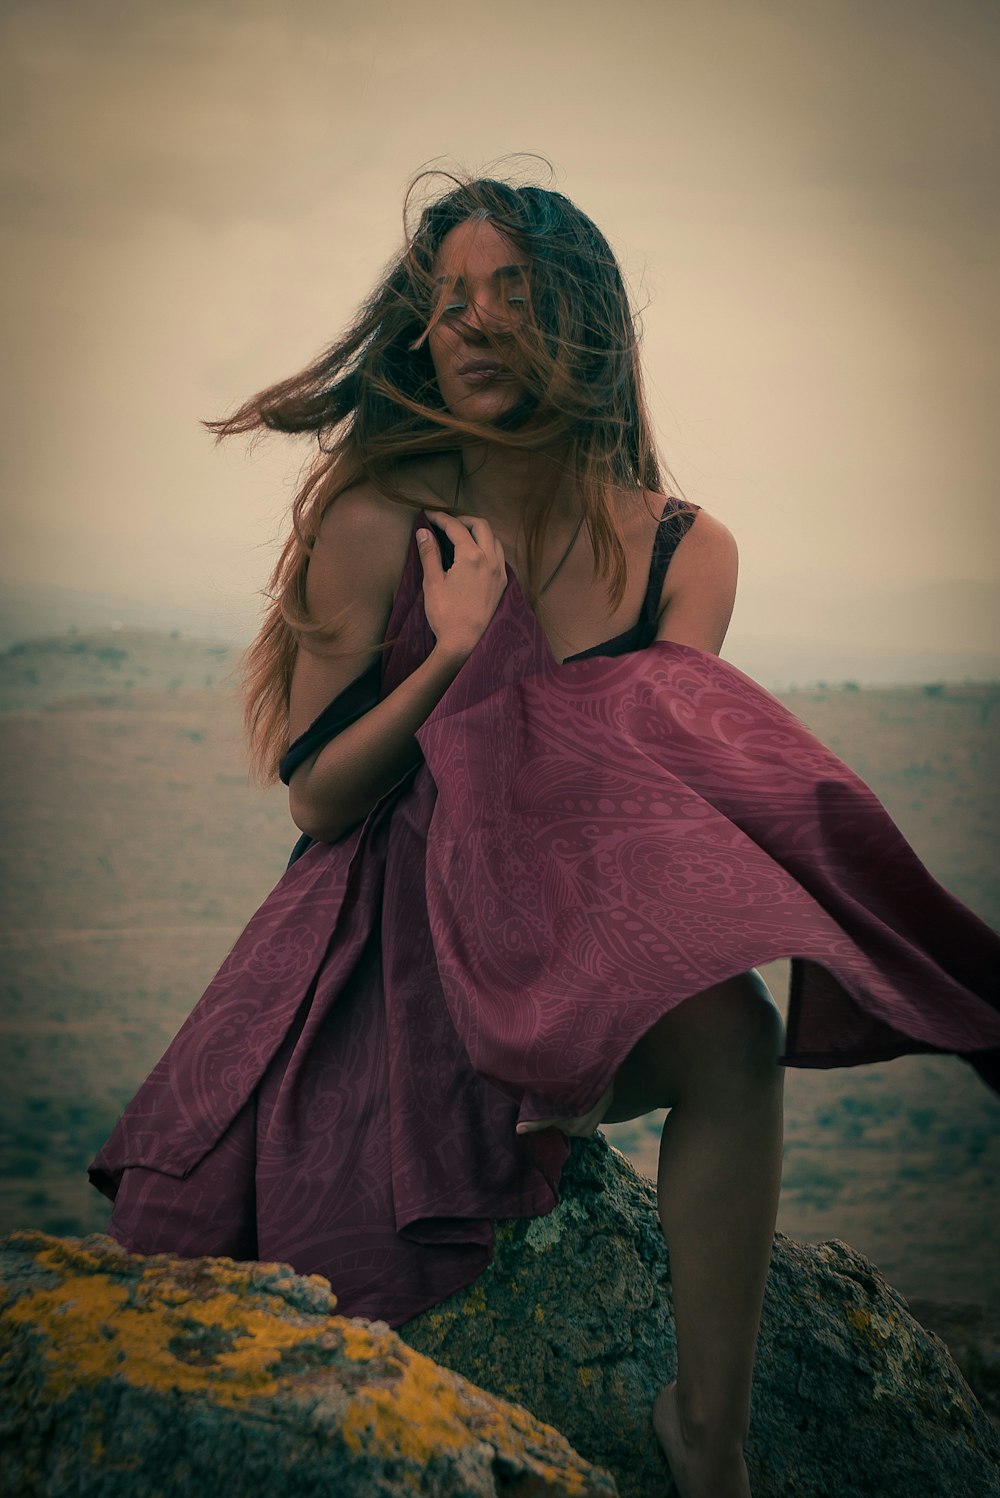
[455,288,514,340]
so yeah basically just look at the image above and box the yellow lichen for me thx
[846,1306,895,1347]
[460,1279,488,1317]
[534,1305,546,1322]
[4,1236,601,1496]
[4,1265,328,1408]
[340,1355,477,1462]
[340,1342,590,1493]
[304,1271,334,1294]
[337,1321,386,1363]
[578,1366,593,1388]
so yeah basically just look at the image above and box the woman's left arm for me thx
[654,509,740,655]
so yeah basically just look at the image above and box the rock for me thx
[5,1137,998,1498]
[399,1134,1000,1498]
[0,1229,617,1497]
[904,1298,1000,1432]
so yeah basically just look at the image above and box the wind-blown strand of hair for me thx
[203,172,682,785]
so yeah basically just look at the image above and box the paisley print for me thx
[89,510,1000,1329]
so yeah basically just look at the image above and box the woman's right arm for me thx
[287,489,507,845]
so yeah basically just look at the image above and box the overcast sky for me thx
[2,0,998,672]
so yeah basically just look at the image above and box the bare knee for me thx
[644,969,786,1108]
[707,969,786,1074]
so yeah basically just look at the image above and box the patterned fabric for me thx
[89,508,1000,1330]
[278,498,699,867]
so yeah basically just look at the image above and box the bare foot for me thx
[515,1082,615,1139]
[652,1381,751,1498]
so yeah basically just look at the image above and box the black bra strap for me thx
[641,499,700,624]
[276,658,383,869]
[278,496,699,865]
[278,657,381,787]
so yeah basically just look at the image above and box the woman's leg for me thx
[523,970,785,1498]
[651,974,785,1496]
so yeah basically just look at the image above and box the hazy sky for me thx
[2,0,998,665]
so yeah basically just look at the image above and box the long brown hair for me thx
[206,169,679,784]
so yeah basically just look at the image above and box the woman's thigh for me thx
[601,969,786,1125]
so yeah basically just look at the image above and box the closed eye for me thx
[435,263,531,319]
[443,296,526,315]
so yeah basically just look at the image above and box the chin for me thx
[449,388,535,429]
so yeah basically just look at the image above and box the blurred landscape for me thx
[0,626,998,1312]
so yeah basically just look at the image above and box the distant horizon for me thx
[3,575,999,694]
[5,1,1000,694]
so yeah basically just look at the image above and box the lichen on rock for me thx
[4,1134,999,1497]
[399,1134,1000,1498]
[0,1228,617,1497]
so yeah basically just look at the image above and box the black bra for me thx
[560,497,699,662]
[278,497,700,865]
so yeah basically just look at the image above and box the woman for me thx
[90,174,1000,1498]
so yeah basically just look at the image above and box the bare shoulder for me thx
[653,498,739,655]
[312,454,455,563]
[664,502,738,594]
[288,463,453,748]
[313,481,416,569]
[288,484,416,749]
[309,474,437,628]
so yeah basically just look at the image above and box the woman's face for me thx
[426,217,529,422]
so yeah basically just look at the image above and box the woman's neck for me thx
[456,443,576,535]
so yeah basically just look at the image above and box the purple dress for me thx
[89,499,1000,1329]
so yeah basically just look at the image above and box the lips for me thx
[459,358,512,382]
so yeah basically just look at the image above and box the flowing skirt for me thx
[89,528,1000,1328]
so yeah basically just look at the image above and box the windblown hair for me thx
[206,168,677,784]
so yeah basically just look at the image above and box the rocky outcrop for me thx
[3,1135,998,1497]
[400,1135,1000,1498]
[0,1229,616,1497]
